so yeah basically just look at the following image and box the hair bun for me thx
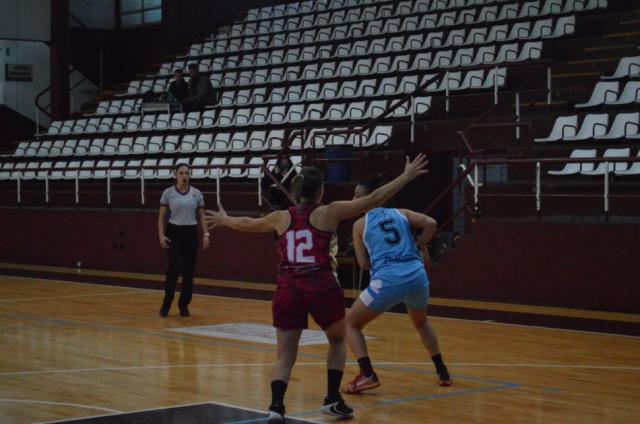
[370,172,384,183]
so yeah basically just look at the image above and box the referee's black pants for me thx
[163,224,198,307]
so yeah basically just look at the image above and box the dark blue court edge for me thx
[54,402,314,424]
[1,267,638,337]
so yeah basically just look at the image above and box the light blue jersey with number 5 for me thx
[363,208,426,286]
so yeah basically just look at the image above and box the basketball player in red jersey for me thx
[205,154,428,423]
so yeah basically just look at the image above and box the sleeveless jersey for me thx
[363,208,425,285]
[277,203,336,277]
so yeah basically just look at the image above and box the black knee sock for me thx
[270,380,287,414]
[327,369,344,401]
[357,356,374,377]
[431,353,448,375]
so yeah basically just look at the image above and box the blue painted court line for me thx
[374,362,518,387]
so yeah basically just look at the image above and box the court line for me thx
[36,401,216,424]
[4,264,640,324]
[35,401,321,424]
[0,290,154,303]
[0,398,122,414]
[0,310,521,388]
[0,274,157,292]
[209,400,321,424]
[2,276,633,421]
[3,310,636,380]
[10,361,636,377]
[0,363,287,377]
[444,362,640,370]
[3,272,639,339]
[434,315,640,340]
[0,312,525,421]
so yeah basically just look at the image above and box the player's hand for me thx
[204,203,227,230]
[159,235,171,249]
[402,153,429,181]
[202,235,210,250]
[418,244,431,266]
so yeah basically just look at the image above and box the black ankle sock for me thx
[270,380,287,414]
[327,369,344,401]
[431,353,448,375]
[357,356,374,377]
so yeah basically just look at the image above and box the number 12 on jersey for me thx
[286,230,314,263]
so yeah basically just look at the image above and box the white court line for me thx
[3,361,640,378]
[0,362,323,377]
[0,398,121,414]
[2,273,639,340]
[36,401,211,424]
[0,290,153,303]
[0,274,157,291]
[35,401,321,424]
[376,362,640,371]
[433,315,640,340]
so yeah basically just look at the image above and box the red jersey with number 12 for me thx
[277,203,334,277]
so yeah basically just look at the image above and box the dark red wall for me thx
[430,221,640,313]
[0,209,279,283]
[1,209,638,313]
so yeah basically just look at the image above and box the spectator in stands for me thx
[157,163,210,317]
[181,63,216,112]
[167,68,189,103]
[264,156,298,210]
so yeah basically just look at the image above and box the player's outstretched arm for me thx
[327,153,429,222]
[205,202,285,233]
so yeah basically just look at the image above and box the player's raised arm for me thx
[205,202,286,233]
[326,154,429,222]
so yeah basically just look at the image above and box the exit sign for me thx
[6,64,33,81]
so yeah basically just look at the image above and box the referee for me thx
[158,163,209,317]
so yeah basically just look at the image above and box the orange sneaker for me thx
[342,372,381,394]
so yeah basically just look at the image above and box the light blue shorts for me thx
[359,272,430,313]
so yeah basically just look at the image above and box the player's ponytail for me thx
[290,167,323,203]
[360,172,385,195]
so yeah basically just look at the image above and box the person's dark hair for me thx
[187,63,198,71]
[290,167,323,202]
[174,68,183,74]
[358,172,385,196]
[174,163,190,173]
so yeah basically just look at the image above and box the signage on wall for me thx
[6,64,33,82]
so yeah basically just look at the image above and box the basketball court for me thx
[1,272,638,423]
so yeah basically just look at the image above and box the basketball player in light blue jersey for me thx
[342,174,452,394]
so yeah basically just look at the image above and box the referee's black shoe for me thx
[179,304,190,317]
[159,303,170,317]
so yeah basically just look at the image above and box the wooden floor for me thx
[1,274,639,424]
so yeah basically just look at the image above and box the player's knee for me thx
[411,316,427,330]
[277,354,296,368]
[345,313,358,329]
[326,333,345,344]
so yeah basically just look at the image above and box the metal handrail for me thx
[423,155,640,232]
[34,13,105,133]
[456,62,552,156]
[68,12,104,94]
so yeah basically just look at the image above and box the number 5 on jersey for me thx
[286,230,314,263]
